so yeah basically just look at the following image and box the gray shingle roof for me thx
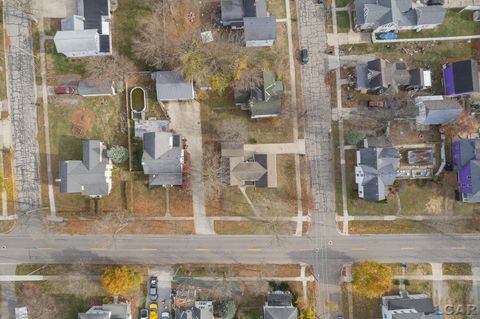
[415,6,446,25]
[152,71,194,101]
[78,80,115,96]
[221,0,268,26]
[59,140,112,197]
[54,29,99,54]
[264,292,298,319]
[142,132,184,187]
[355,0,445,29]
[416,96,462,125]
[356,146,400,201]
[244,17,276,42]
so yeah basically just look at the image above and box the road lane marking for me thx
[91,247,107,251]
[37,247,53,250]
[194,248,210,252]
[351,247,366,251]
[142,248,158,251]
[450,246,466,250]
[400,247,416,250]
[246,248,262,252]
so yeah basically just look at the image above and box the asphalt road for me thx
[0,233,478,266]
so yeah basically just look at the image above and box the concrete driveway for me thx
[146,267,173,312]
[165,101,213,235]
[33,0,77,18]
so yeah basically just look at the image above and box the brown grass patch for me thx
[71,108,95,136]
[169,188,194,217]
[120,220,194,235]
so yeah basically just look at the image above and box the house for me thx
[222,143,277,187]
[355,139,400,201]
[403,68,432,90]
[175,302,214,319]
[220,0,276,47]
[263,291,298,319]
[234,71,284,118]
[142,132,184,188]
[415,96,463,125]
[244,17,277,47]
[443,60,480,96]
[382,291,436,319]
[352,0,446,33]
[356,59,430,93]
[54,0,112,57]
[59,140,113,197]
[452,138,480,203]
[151,71,195,102]
[78,303,132,319]
[77,80,116,97]
[221,0,268,28]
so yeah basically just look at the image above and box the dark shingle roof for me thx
[452,60,480,94]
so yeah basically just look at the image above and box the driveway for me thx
[165,101,213,235]
[33,0,77,18]
[146,267,173,312]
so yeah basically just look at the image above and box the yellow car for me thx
[149,303,158,319]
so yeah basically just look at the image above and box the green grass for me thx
[349,220,436,234]
[51,53,87,75]
[447,281,472,309]
[397,180,443,215]
[113,0,154,63]
[398,9,480,38]
[336,11,351,33]
[443,263,472,276]
[387,263,432,276]
[336,0,352,7]
[405,280,432,295]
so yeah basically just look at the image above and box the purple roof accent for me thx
[443,66,455,96]
[459,163,473,194]
[452,141,462,166]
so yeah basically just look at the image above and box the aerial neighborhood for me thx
[0,0,479,317]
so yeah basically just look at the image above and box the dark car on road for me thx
[149,276,158,301]
[140,309,148,319]
[300,49,309,65]
[53,86,76,94]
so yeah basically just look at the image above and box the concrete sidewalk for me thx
[327,32,371,46]
[244,139,306,154]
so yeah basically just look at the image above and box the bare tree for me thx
[234,67,263,91]
[85,53,137,82]
[203,144,228,199]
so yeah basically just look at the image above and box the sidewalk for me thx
[327,32,371,46]
[243,140,306,154]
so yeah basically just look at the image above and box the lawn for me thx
[206,187,254,217]
[112,0,155,64]
[246,155,298,217]
[349,220,436,234]
[128,176,167,217]
[267,0,286,18]
[45,40,87,77]
[398,9,480,39]
[443,263,472,276]
[0,220,14,233]
[336,0,352,7]
[48,95,128,215]
[387,263,432,276]
[344,149,399,216]
[14,264,147,319]
[175,264,302,278]
[446,281,472,311]
[214,220,297,235]
[336,11,351,33]
[0,3,7,100]
[397,180,444,216]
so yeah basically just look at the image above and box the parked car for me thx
[53,86,75,94]
[149,276,158,301]
[300,48,309,65]
[149,304,158,319]
[161,311,170,319]
[140,309,148,319]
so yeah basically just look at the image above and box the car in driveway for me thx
[300,48,309,65]
[161,311,170,319]
[140,309,148,319]
[149,304,158,319]
[149,276,158,301]
[53,86,76,94]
